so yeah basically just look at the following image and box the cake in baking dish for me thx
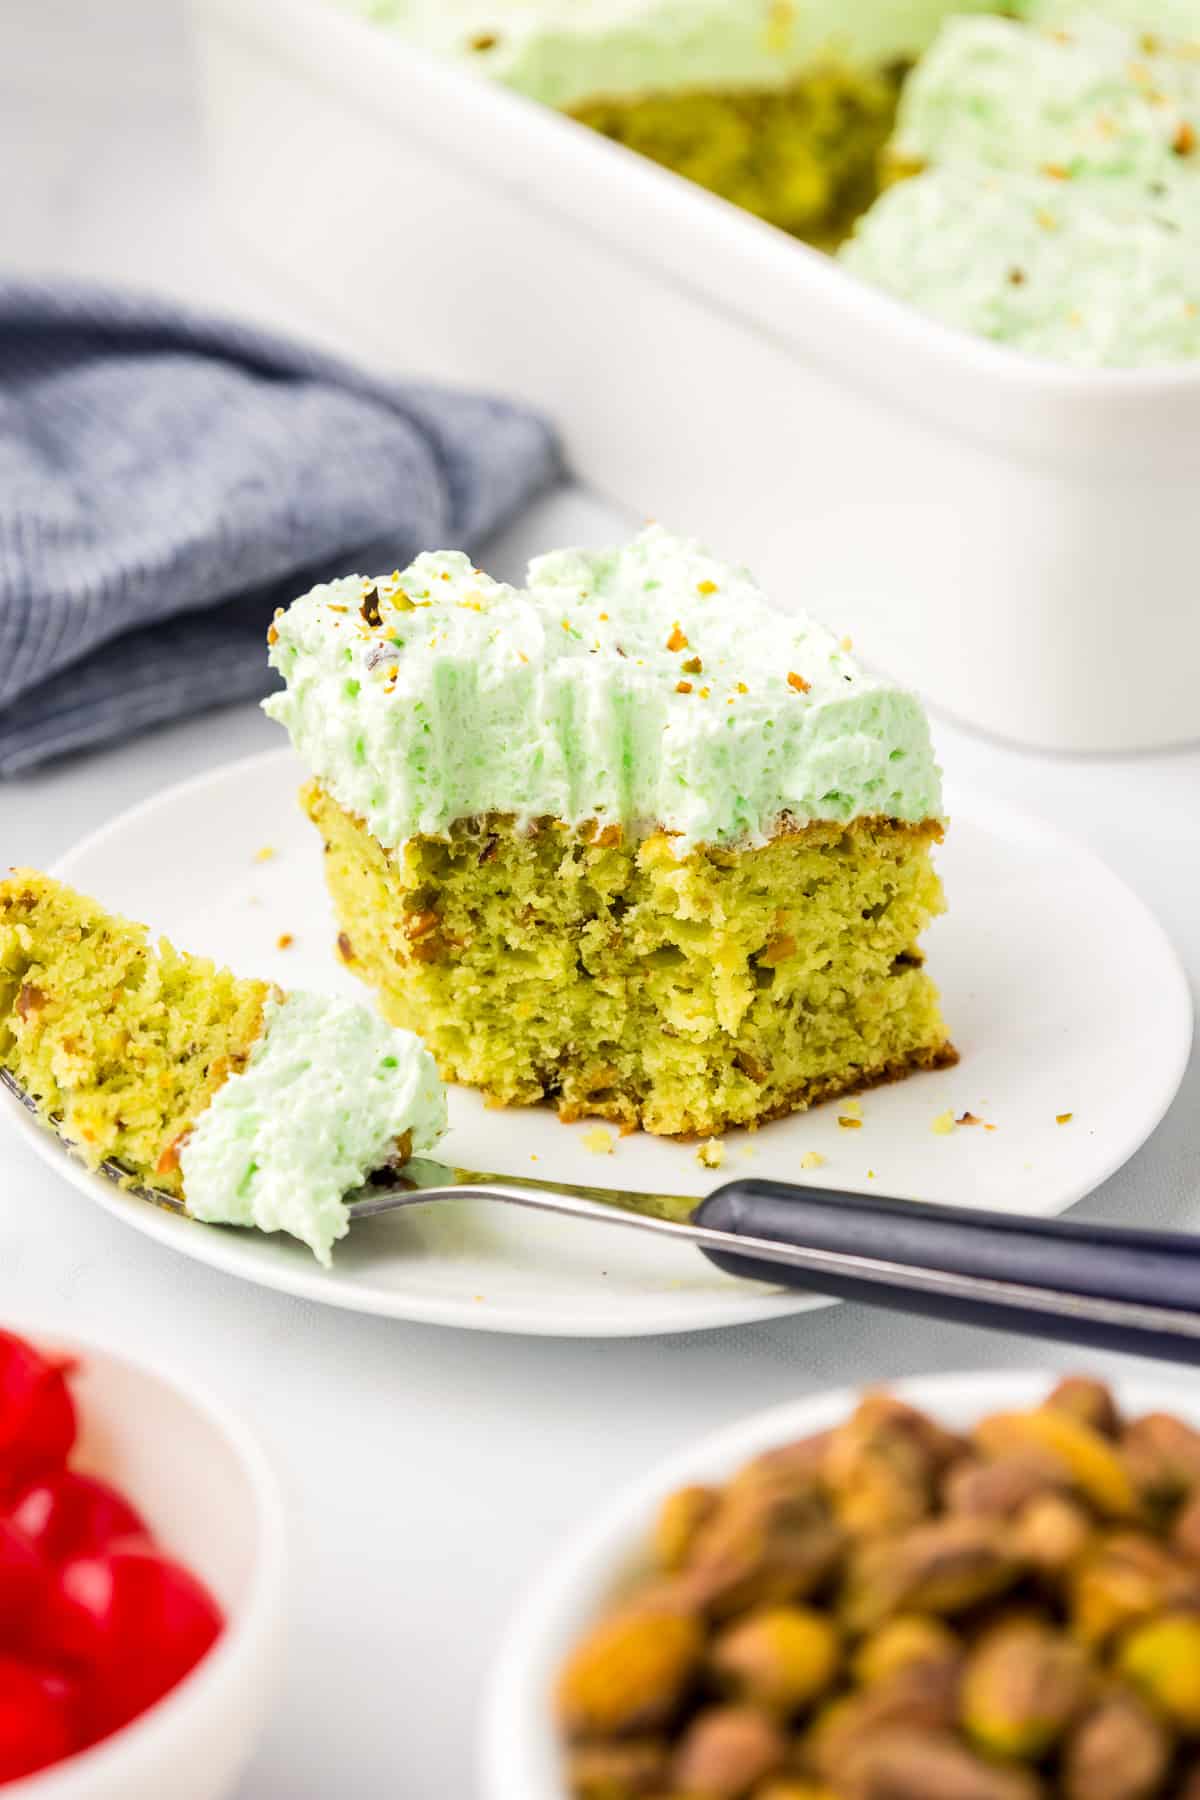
[265,526,955,1138]
[0,871,445,1263]
[343,0,993,245]
[345,0,1200,363]
[840,3,1200,366]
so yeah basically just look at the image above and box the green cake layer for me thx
[306,785,954,1137]
[570,66,903,246]
[0,870,269,1195]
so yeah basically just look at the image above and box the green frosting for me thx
[842,7,1200,365]
[894,11,1200,187]
[264,526,942,855]
[180,992,446,1265]
[1023,0,1200,41]
[841,164,1200,365]
[343,0,994,109]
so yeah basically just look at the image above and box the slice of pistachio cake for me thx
[265,525,954,1138]
[0,872,445,1263]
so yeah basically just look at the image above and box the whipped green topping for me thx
[842,7,1200,366]
[894,12,1200,188]
[1023,0,1200,43]
[841,164,1200,366]
[180,992,446,1265]
[264,526,941,854]
[343,0,993,108]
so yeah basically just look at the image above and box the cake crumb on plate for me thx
[932,1109,955,1136]
[582,1127,615,1155]
[800,1150,826,1171]
[696,1139,725,1169]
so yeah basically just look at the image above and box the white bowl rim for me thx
[0,1318,286,1798]
[481,1365,1200,1800]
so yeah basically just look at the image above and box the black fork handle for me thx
[694,1180,1200,1365]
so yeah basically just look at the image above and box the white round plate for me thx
[4,749,1191,1337]
[482,1368,1200,1798]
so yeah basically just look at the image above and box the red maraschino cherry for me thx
[43,1542,223,1738]
[8,1471,146,1565]
[0,1658,77,1781]
[0,1521,46,1649]
[0,1333,75,1499]
[0,1331,224,1784]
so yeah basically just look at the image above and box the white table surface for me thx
[3,4,1198,1795]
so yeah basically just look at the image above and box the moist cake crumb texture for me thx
[268,528,955,1138]
[570,68,902,249]
[308,785,953,1136]
[0,871,269,1197]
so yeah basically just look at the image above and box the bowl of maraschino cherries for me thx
[0,1325,284,1799]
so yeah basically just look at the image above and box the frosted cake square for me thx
[265,528,954,1137]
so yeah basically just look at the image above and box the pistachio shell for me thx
[558,1604,704,1738]
[975,1409,1140,1520]
[711,1606,840,1714]
[960,1623,1091,1759]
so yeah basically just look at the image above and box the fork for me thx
[5,1067,1200,1363]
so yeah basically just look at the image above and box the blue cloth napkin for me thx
[0,281,561,775]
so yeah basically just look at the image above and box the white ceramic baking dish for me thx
[190,0,1200,752]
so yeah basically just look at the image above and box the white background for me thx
[2,4,1198,1794]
